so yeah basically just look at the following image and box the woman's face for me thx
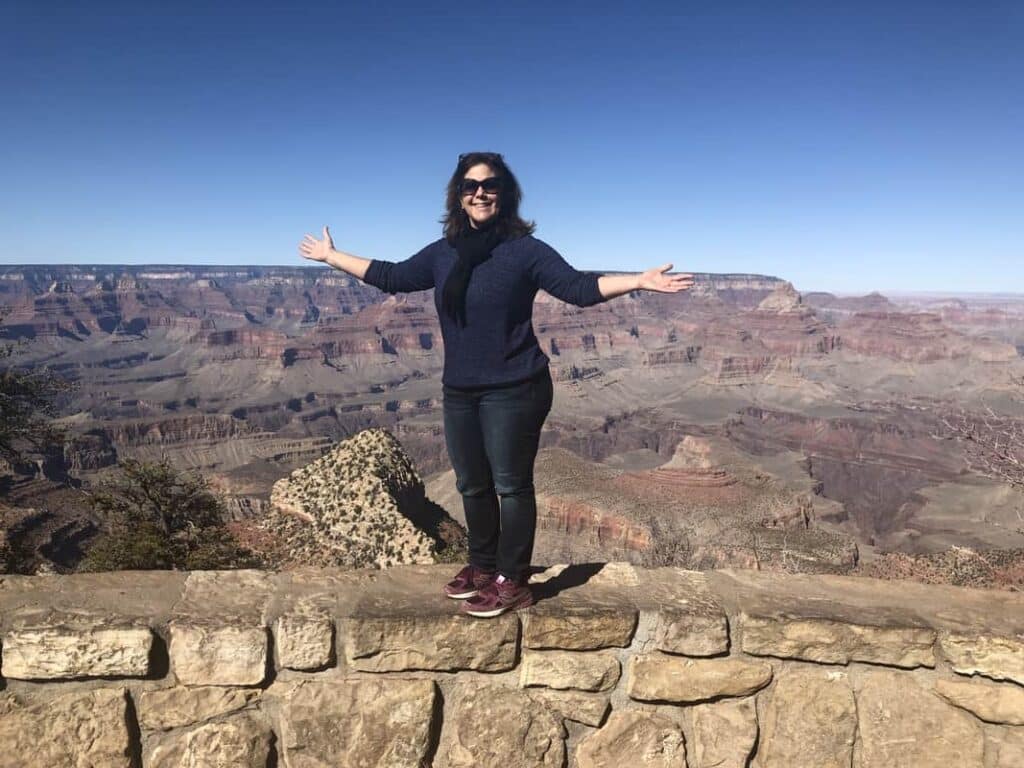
[460,163,501,229]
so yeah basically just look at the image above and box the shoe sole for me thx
[445,588,479,600]
[461,594,534,618]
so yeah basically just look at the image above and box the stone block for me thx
[627,653,772,703]
[1,618,152,680]
[519,650,621,692]
[275,609,334,671]
[739,613,935,668]
[277,679,435,768]
[345,612,518,672]
[435,683,564,768]
[857,671,984,767]
[691,697,757,768]
[989,727,1024,768]
[138,686,259,731]
[576,710,686,768]
[654,606,729,656]
[755,668,856,768]
[934,678,1024,725]
[524,689,610,727]
[522,604,637,650]
[939,632,1024,685]
[169,622,267,686]
[0,688,131,768]
[145,713,272,768]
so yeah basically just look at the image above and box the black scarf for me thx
[441,221,502,328]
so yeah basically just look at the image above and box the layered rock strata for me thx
[0,564,1022,767]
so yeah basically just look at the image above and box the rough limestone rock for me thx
[275,607,333,670]
[1,614,152,679]
[627,653,772,703]
[138,686,260,731]
[519,649,621,692]
[276,679,436,768]
[524,689,610,727]
[988,727,1024,768]
[169,622,267,686]
[691,697,757,768]
[755,668,856,768]
[738,613,935,668]
[263,428,439,568]
[0,688,131,768]
[435,684,565,768]
[576,710,687,768]
[522,604,637,650]
[934,679,1024,725]
[654,606,730,656]
[939,632,1024,685]
[857,671,984,767]
[345,610,518,672]
[145,713,272,768]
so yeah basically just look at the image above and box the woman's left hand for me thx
[638,263,695,293]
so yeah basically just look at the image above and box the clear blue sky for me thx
[2,1,1021,293]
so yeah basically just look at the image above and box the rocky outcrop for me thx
[260,427,461,568]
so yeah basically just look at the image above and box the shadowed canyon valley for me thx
[2,264,1023,585]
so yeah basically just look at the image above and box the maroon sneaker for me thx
[444,564,496,600]
[459,573,534,617]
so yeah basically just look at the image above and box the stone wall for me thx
[0,563,1022,767]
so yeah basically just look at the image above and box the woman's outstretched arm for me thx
[598,264,694,300]
[298,226,371,280]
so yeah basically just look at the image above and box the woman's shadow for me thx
[526,562,607,603]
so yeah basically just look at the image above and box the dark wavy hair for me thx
[441,152,536,244]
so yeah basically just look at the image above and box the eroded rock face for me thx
[755,668,856,768]
[435,684,565,768]
[1,616,152,680]
[519,649,621,692]
[345,611,518,672]
[857,671,984,767]
[939,632,1024,685]
[691,697,757,768]
[144,713,272,768]
[627,654,772,703]
[0,688,131,768]
[738,613,935,668]
[275,679,436,768]
[576,710,686,768]
[168,622,267,686]
[137,687,259,731]
[933,679,1024,725]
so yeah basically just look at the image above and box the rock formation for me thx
[259,427,462,568]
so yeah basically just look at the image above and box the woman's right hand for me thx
[298,226,335,263]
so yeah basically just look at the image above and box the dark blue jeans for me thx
[442,366,553,582]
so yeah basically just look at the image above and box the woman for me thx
[299,152,693,618]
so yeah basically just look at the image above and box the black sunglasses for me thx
[458,177,502,196]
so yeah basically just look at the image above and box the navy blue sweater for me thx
[363,235,607,389]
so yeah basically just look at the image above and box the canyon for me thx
[1,264,1023,581]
